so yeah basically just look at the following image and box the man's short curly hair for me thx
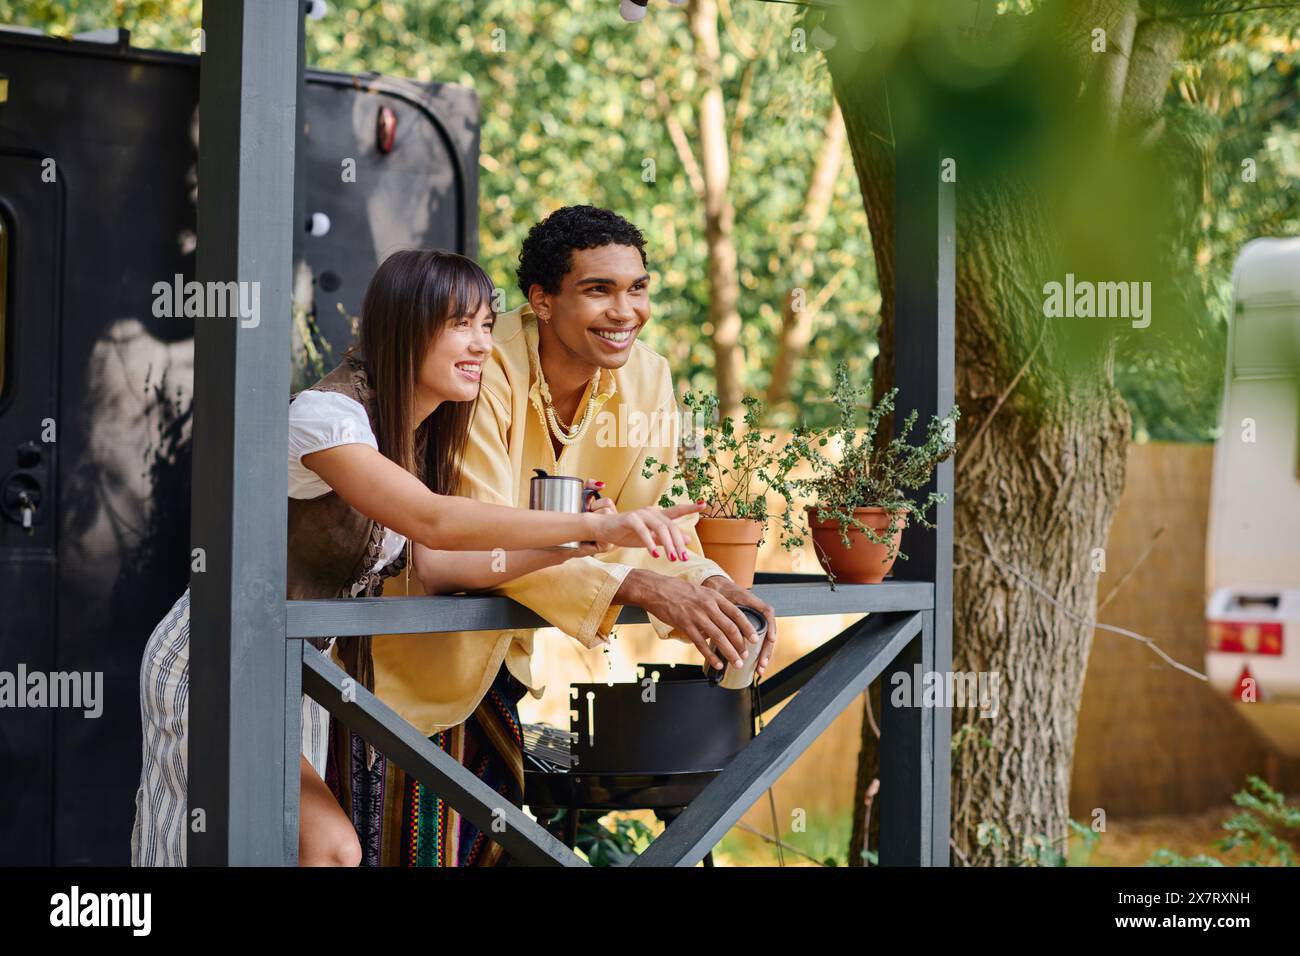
[516,205,649,300]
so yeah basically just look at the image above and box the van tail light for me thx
[1208,620,1283,655]
[1234,666,1258,703]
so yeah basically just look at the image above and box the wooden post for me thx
[879,83,956,866]
[188,1,303,866]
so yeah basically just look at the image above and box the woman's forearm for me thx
[415,494,598,552]
[302,443,696,558]
[300,444,600,553]
[416,547,572,594]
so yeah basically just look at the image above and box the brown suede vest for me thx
[288,352,416,698]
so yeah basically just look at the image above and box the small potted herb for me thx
[793,363,959,584]
[642,392,803,587]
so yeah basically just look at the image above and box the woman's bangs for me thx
[441,256,496,323]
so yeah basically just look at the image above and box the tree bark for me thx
[688,0,745,419]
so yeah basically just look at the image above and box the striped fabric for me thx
[129,587,330,866]
[325,664,526,867]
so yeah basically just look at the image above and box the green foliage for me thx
[1146,776,1299,867]
[951,722,996,753]
[715,807,852,867]
[560,811,653,867]
[1217,775,1300,865]
[780,808,851,867]
[9,2,876,423]
[641,391,804,546]
[300,0,877,424]
[1116,8,1300,443]
[975,776,1299,868]
[789,362,959,559]
[1066,818,1101,866]
[17,2,1300,444]
[0,0,198,49]
[975,818,1074,866]
[1114,103,1230,443]
[1146,848,1227,867]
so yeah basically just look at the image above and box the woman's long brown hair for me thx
[356,249,494,495]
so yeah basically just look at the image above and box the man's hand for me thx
[614,569,760,671]
[700,575,777,678]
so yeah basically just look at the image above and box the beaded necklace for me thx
[536,368,602,447]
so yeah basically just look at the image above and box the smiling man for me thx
[341,206,778,866]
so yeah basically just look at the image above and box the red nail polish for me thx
[595,481,605,487]
[652,550,659,558]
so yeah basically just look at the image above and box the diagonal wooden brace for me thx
[302,649,586,867]
[631,611,924,867]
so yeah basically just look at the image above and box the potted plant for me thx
[792,363,959,584]
[642,391,802,588]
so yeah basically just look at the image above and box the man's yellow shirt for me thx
[368,303,729,735]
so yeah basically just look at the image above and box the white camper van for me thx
[1205,237,1300,756]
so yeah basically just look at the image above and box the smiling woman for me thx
[129,248,704,868]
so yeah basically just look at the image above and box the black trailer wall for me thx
[0,30,479,864]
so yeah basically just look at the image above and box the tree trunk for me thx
[766,101,847,411]
[688,0,745,419]
[827,1,1182,864]
[947,175,1131,862]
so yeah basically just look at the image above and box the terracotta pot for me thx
[695,517,765,588]
[806,506,906,584]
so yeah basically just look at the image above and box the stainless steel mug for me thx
[704,604,768,690]
[528,468,600,549]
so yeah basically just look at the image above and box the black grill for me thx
[523,662,755,857]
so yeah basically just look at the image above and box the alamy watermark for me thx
[593,405,707,450]
[50,886,150,936]
[1,664,103,718]
[1042,273,1151,329]
[889,665,1001,719]
[152,274,261,328]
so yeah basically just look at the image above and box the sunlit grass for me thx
[715,808,854,867]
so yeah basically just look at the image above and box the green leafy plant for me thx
[642,391,805,547]
[974,778,1298,868]
[1066,818,1102,866]
[569,812,655,867]
[1216,776,1300,866]
[974,819,1075,867]
[1146,849,1227,868]
[1147,776,1299,867]
[951,722,996,753]
[791,362,960,561]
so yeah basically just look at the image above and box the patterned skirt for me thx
[131,587,332,866]
[324,665,527,867]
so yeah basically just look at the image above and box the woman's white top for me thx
[288,390,407,591]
